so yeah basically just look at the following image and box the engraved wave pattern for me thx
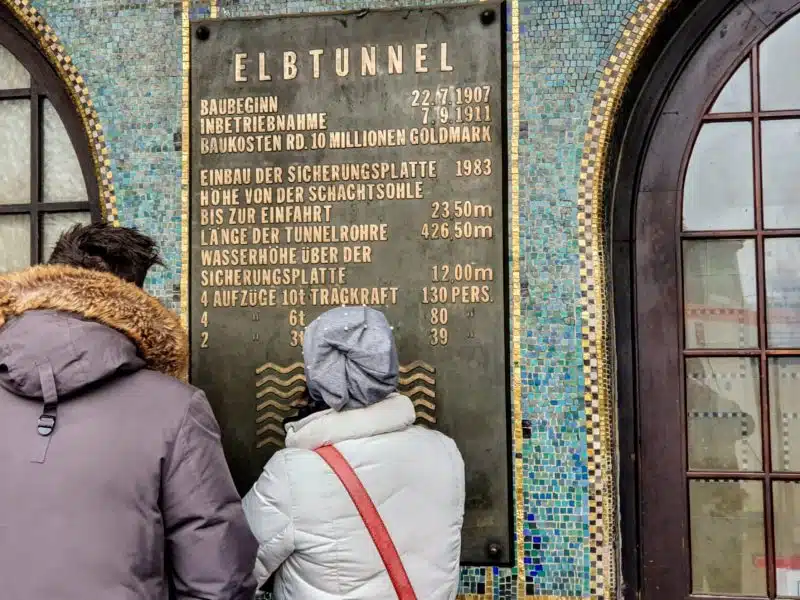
[398,361,437,426]
[255,362,305,449]
[254,361,437,449]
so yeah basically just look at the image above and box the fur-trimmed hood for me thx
[0,267,258,600]
[0,265,188,379]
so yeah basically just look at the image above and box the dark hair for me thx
[48,223,163,287]
[283,396,328,427]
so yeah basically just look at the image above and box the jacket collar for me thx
[0,265,188,379]
[285,393,416,449]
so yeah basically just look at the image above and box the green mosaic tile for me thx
[26,0,656,596]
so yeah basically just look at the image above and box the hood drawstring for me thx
[31,362,58,464]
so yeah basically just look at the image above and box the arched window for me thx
[681,7,800,595]
[0,9,100,273]
[619,0,800,598]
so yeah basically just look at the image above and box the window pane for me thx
[0,100,30,205]
[42,100,88,204]
[0,214,29,272]
[684,240,758,349]
[774,482,800,598]
[766,238,800,348]
[710,59,751,114]
[0,45,29,90]
[762,120,800,228]
[690,480,765,596]
[687,357,762,471]
[760,12,800,111]
[769,358,800,471]
[683,122,754,231]
[41,212,91,262]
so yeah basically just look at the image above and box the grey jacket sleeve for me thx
[242,451,296,589]
[162,391,259,599]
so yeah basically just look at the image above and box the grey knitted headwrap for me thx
[303,306,399,411]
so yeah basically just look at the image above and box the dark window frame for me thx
[0,4,100,264]
[610,0,800,598]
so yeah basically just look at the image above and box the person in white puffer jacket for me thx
[242,306,465,600]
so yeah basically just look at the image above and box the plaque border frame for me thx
[185,0,515,570]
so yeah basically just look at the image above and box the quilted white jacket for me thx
[242,393,465,600]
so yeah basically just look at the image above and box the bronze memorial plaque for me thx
[190,2,510,563]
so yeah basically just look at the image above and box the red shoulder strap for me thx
[315,444,417,600]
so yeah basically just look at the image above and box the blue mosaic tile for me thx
[34,0,189,310]
[26,0,655,596]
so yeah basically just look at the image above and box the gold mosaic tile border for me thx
[2,0,118,225]
[180,0,190,330]
[577,1,671,598]
[507,0,525,596]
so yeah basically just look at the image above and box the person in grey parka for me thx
[243,307,465,599]
[0,224,257,600]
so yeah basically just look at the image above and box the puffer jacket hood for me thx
[243,393,465,600]
[0,265,257,600]
[0,312,145,401]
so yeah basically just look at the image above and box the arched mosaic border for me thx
[578,1,671,598]
[1,0,117,225]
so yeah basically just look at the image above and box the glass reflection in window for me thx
[0,100,31,205]
[766,238,800,348]
[687,357,762,472]
[0,214,29,272]
[42,100,88,204]
[0,45,29,90]
[710,59,751,114]
[760,12,800,111]
[690,480,766,596]
[683,240,758,349]
[683,122,754,231]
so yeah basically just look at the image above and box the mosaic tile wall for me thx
[15,0,671,597]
